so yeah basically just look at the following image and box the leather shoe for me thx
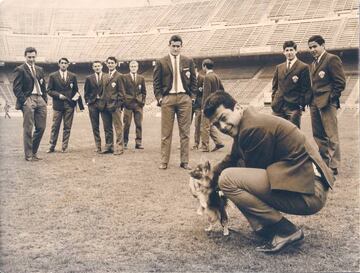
[95,148,102,153]
[25,157,35,162]
[32,155,42,161]
[101,150,113,154]
[331,168,338,175]
[256,229,304,253]
[47,148,55,153]
[61,149,67,153]
[180,163,192,170]
[124,143,128,149]
[191,145,199,150]
[135,144,144,149]
[211,144,225,152]
[159,163,167,170]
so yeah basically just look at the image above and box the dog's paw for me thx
[223,228,230,236]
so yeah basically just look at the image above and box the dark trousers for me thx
[22,95,47,159]
[192,108,201,147]
[272,105,302,128]
[123,102,143,146]
[310,103,340,169]
[161,93,192,164]
[49,102,75,150]
[88,104,101,150]
[101,108,124,153]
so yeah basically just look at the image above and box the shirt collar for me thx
[206,69,214,74]
[109,70,116,77]
[317,51,326,63]
[26,62,34,70]
[287,56,297,65]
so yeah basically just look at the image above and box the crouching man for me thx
[203,91,334,253]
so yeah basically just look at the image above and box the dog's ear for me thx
[204,160,211,171]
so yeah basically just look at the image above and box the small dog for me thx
[189,161,229,236]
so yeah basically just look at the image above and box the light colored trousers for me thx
[161,93,192,164]
[219,167,328,231]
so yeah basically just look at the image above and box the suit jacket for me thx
[100,71,125,112]
[271,59,311,112]
[213,107,334,195]
[202,71,224,107]
[12,63,47,110]
[47,71,79,111]
[122,73,146,107]
[84,73,104,107]
[193,74,204,110]
[153,54,197,103]
[310,52,346,109]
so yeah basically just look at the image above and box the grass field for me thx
[0,106,359,273]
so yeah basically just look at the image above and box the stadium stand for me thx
[0,0,358,109]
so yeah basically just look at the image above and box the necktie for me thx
[30,65,41,95]
[287,61,291,71]
[174,56,178,93]
[96,73,100,84]
[132,73,136,83]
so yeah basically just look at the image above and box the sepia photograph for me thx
[0,0,359,272]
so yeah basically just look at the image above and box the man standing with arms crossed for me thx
[308,35,346,175]
[13,47,47,161]
[153,35,197,170]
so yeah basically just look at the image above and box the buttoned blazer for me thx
[100,71,125,112]
[310,52,346,109]
[271,59,311,112]
[122,73,146,107]
[84,73,104,106]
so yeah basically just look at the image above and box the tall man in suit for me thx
[13,47,47,161]
[123,60,146,149]
[308,35,346,175]
[204,91,334,253]
[84,60,105,153]
[47,58,79,153]
[100,56,125,155]
[271,40,312,128]
[153,35,197,170]
[200,59,225,152]
[191,67,204,150]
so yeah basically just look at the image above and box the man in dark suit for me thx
[47,58,79,153]
[191,67,204,150]
[153,35,197,170]
[100,56,125,155]
[271,40,312,128]
[308,35,346,175]
[123,60,146,149]
[204,91,334,253]
[200,59,225,152]
[84,60,105,153]
[13,47,47,161]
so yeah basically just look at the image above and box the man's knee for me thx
[219,168,238,192]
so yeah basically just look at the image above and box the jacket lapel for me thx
[284,59,298,79]
[166,55,173,74]
[312,52,327,76]
[23,64,34,82]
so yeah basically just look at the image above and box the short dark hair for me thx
[283,40,297,50]
[202,59,214,69]
[106,56,117,63]
[58,57,69,64]
[308,35,325,46]
[203,91,236,119]
[24,47,37,56]
[169,35,183,45]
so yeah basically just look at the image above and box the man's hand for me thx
[59,94,67,100]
